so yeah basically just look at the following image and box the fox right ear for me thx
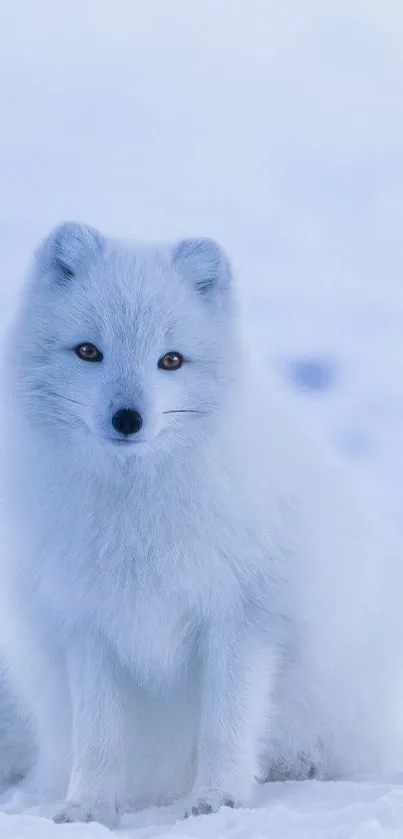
[172,237,232,302]
[35,222,103,284]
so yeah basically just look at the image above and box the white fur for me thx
[0,222,403,825]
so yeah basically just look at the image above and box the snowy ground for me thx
[2,779,403,839]
[1,1,403,836]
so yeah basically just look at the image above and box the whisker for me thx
[162,409,207,416]
[46,391,84,407]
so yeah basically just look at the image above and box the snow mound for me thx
[2,780,403,838]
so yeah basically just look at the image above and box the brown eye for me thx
[158,352,183,371]
[75,343,103,362]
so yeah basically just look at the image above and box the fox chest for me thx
[75,521,208,681]
[34,493,237,680]
[99,575,198,681]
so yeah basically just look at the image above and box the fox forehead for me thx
[85,242,182,305]
[64,246,188,330]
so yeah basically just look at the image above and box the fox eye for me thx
[158,352,183,371]
[75,343,103,362]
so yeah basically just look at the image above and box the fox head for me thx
[10,222,237,460]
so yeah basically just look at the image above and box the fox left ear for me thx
[35,221,104,286]
[172,238,232,301]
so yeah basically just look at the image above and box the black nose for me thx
[111,408,143,436]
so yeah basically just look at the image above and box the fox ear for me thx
[35,221,104,284]
[172,238,232,301]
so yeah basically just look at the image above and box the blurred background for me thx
[1,0,402,517]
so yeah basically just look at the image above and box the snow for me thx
[3,781,403,838]
[1,0,403,835]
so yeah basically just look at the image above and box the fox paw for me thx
[53,799,119,827]
[184,788,236,818]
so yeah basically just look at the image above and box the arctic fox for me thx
[1,222,403,826]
